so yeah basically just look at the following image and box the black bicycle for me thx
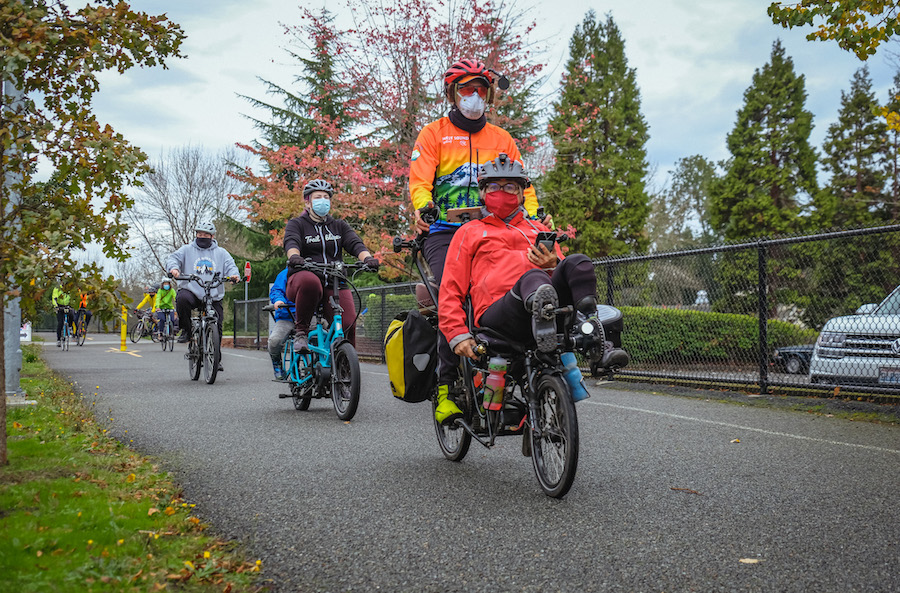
[57,305,73,351]
[74,307,89,347]
[174,272,230,384]
[393,209,625,498]
[129,309,159,343]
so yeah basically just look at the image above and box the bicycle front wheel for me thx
[433,367,473,462]
[203,324,220,384]
[129,320,143,343]
[284,337,312,410]
[331,341,360,421]
[188,329,201,381]
[167,322,174,351]
[529,373,579,498]
[75,313,86,346]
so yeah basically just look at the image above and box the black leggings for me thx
[478,254,597,346]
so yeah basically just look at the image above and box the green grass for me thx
[1,344,265,592]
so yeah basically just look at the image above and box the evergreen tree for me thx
[883,72,900,220]
[542,11,650,258]
[648,155,718,252]
[802,67,899,328]
[709,40,817,241]
[239,9,348,152]
[815,66,887,229]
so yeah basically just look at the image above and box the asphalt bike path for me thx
[37,333,899,593]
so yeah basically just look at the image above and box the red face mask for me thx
[484,191,520,219]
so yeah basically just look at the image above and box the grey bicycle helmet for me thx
[303,179,334,198]
[195,220,217,235]
[477,153,531,189]
[147,284,158,294]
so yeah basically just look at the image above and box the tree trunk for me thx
[1,291,7,466]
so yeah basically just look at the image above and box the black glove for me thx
[288,254,305,270]
[364,256,380,271]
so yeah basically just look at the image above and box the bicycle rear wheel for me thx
[129,320,143,343]
[529,373,579,498]
[188,328,201,381]
[331,341,360,421]
[203,324,220,384]
[160,322,168,351]
[167,321,174,351]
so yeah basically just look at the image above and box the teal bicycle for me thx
[265,260,367,421]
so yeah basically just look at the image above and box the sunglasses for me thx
[456,85,488,98]
[485,182,521,194]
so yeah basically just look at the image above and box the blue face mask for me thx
[311,197,331,217]
[162,284,171,291]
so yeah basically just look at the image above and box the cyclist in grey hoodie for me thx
[166,221,240,369]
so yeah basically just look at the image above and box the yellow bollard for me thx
[121,306,127,351]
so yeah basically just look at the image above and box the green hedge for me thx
[620,306,818,364]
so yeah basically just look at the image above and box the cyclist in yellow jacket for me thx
[51,285,72,347]
[408,58,547,421]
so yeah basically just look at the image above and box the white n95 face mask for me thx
[457,93,486,120]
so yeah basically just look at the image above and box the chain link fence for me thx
[600,225,900,400]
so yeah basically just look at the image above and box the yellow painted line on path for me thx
[106,347,142,358]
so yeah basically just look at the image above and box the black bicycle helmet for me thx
[303,179,334,198]
[477,153,531,189]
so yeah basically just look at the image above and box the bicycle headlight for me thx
[580,321,594,335]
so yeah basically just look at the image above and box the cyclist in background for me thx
[166,221,239,371]
[51,283,73,347]
[154,277,177,340]
[267,267,294,380]
[283,179,379,353]
[77,292,93,331]
[409,58,551,413]
[135,284,158,314]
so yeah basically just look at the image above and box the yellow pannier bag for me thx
[384,309,437,402]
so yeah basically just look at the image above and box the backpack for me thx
[384,309,437,402]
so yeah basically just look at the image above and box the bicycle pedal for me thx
[277,392,291,398]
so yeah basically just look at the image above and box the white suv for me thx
[809,285,900,387]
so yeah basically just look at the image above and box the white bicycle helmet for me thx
[195,220,217,234]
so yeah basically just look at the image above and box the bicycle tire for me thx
[129,320,143,343]
[284,337,311,410]
[203,324,220,384]
[331,341,360,421]
[529,373,579,498]
[62,329,69,351]
[433,363,473,462]
[161,323,168,351]
[188,328,201,381]
[149,319,160,343]
[75,312,86,346]
[167,321,174,351]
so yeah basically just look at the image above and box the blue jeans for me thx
[156,310,175,335]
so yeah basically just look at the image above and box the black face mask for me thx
[196,237,212,249]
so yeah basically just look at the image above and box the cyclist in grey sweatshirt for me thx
[166,221,240,367]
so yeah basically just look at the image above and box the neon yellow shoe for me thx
[434,384,462,425]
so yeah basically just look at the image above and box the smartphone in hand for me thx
[534,231,557,252]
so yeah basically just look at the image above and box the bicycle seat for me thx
[475,327,528,358]
[415,282,438,310]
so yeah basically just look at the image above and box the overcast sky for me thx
[93,0,899,189]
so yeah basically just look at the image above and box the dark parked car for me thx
[772,344,814,374]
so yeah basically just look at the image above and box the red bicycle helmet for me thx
[443,59,494,103]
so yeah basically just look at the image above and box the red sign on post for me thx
[244,261,251,281]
